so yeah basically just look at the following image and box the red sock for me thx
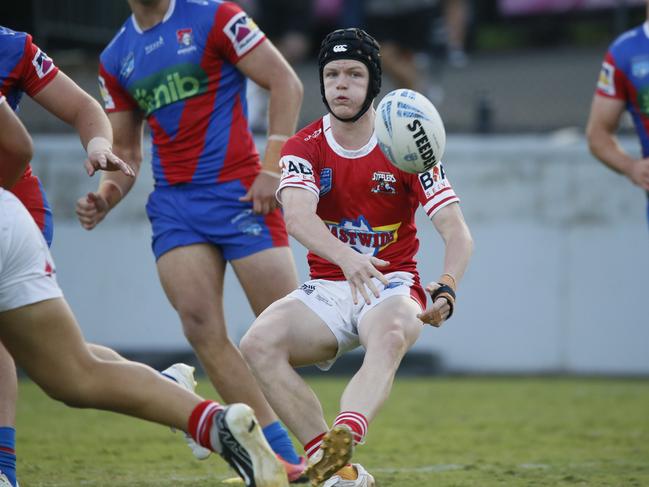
[333,411,368,445]
[187,400,224,450]
[304,432,326,460]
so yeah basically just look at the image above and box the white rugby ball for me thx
[374,89,446,174]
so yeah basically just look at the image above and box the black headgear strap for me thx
[318,28,382,123]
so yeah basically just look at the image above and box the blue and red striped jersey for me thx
[99,0,266,186]
[596,22,649,157]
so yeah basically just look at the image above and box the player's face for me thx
[323,60,369,119]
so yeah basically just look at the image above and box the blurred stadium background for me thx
[1,0,648,376]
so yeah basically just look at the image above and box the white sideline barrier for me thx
[29,133,649,374]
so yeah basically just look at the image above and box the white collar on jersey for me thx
[322,114,378,159]
[131,0,177,34]
[644,21,649,39]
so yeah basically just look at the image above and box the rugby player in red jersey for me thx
[240,28,473,486]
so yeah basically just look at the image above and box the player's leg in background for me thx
[0,344,17,487]
[341,296,422,422]
[240,296,337,446]
[156,244,277,425]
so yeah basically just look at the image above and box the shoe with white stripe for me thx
[161,363,212,460]
[212,404,288,487]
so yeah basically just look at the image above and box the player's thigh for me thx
[156,243,226,315]
[230,246,299,315]
[247,297,338,367]
[0,298,94,390]
[357,295,423,351]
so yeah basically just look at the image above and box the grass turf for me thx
[15,376,649,486]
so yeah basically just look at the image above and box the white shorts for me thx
[288,271,425,371]
[0,189,63,313]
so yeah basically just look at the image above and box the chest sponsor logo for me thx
[129,63,208,115]
[176,28,197,55]
[145,35,165,55]
[31,48,55,79]
[325,215,401,256]
[597,61,615,96]
[320,168,333,196]
[371,171,397,195]
[224,12,263,57]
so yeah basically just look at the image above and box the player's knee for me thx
[240,323,281,368]
[378,327,410,360]
[179,308,228,345]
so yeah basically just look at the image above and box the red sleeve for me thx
[98,63,139,113]
[595,51,627,100]
[208,1,266,65]
[412,163,460,219]
[20,36,59,97]
[277,134,321,203]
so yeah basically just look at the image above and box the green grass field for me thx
[15,376,649,486]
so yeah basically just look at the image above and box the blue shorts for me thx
[146,177,289,261]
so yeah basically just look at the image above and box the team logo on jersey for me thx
[325,216,401,256]
[31,48,54,79]
[120,52,135,79]
[176,28,197,55]
[320,168,333,196]
[632,57,649,79]
[44,260,55,277]
[597,62,615,96]
[419,163,448,198]
[224,12,264,57]
[370,171,397,195]
[98,75,115,110]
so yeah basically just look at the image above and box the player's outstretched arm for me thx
[236,41,304,214]
[0,94,33,188]
[418,202,473,327]
[31,71,134,178]
[76,111,145,230]
[281,187,389,305]
[587,94,649,191]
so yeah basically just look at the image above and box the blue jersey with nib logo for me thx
[99,0,266,187]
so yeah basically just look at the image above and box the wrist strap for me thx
[267,134,290,142]
[430,284,456,319]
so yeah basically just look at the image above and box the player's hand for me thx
[417,282,452,327]
[84,149,135,178]
[337,249,390,305]
[239,172,280,215]
[627,158,649,191]
[76,192,109,230]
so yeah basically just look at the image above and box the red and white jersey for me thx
[278,114,460,281]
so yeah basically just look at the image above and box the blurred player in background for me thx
[0,25,135,487]
[0,95,287,487]
[75,0,307,480]
[587,1,649,227]
[241,28,473,486]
